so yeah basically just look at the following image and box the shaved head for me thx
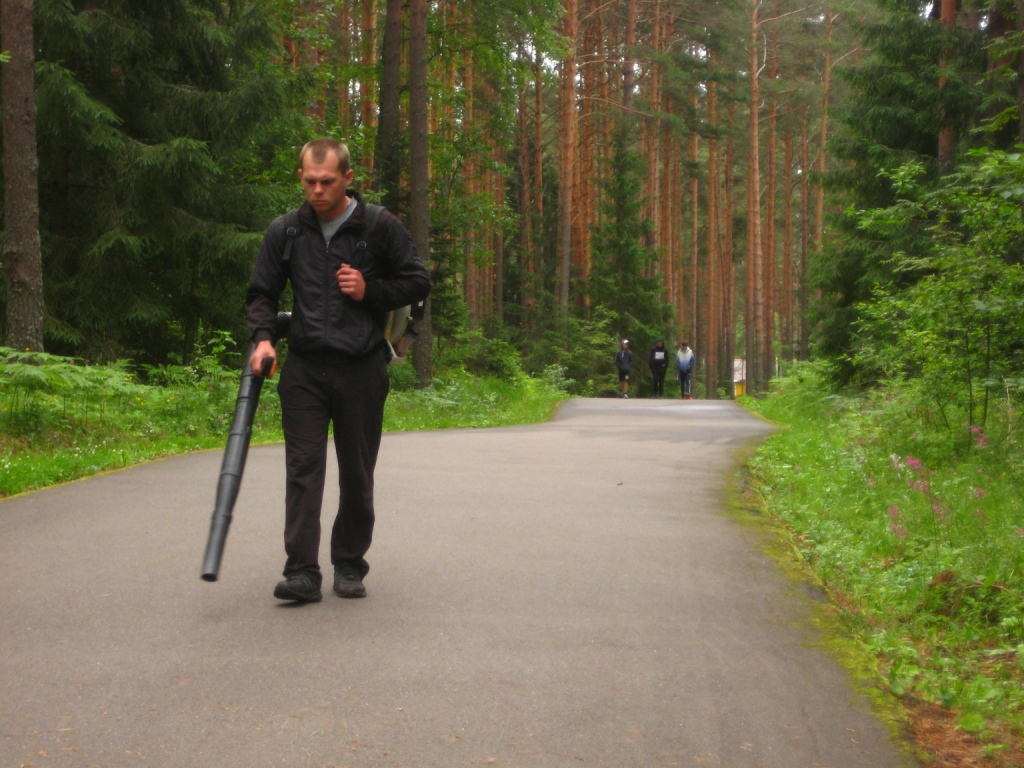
[298,138,350,175]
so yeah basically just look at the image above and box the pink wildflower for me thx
[906,457,923,471]
[932,502,948,518]
[888,506,900,520]
[1016,528,1024,537]
[973,487,987,499]
[971,426,983,435]
[867,478,876,488]
[890,524,908,538]
[976,435,988,448]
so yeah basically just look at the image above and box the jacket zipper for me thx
[322,237,332,349]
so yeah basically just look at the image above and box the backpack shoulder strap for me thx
[281,209,301,267]
[355,203,384,255]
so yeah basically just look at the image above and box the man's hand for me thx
[250,339,276,377]
[337,263,366,301]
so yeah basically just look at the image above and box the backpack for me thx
[280,203,422,362]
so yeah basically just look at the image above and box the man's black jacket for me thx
[247,192,431,358]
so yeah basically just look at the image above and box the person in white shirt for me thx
[676,341,695,399]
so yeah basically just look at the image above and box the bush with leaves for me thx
[853,150,1024,453]
[520,308,619,397]
[438,329,524,382]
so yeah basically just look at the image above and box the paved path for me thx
[1,399,913,768]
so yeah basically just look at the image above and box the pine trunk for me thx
[705,74,719,400]
[623,0,637,114]
[518,69,533,321]
[1,0,45,351]
[576,0,599,305]
[747,3,763,394]
[558,0,579,311]
[689,123,699,345]
[464,51,478,323]
[337,2,351,128]
[799,119,811,360]
[531,54,544,322]
[814,14,834,256]
[360,0,378,158]
[374,0,403,211]
[409,0,431,383]
[938,0,956,165]
[647,0,662,257]
[660,108,673,313]
[724,91,736,398]
[597,7,611,236]
[762,38,777,385]
[1018,0,1024,144]
[782,129,794,362]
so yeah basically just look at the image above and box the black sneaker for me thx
[273,572,322,603]
[333,561,367,598]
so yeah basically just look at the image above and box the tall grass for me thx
[745,363,1024,758]
[0,348,568,499]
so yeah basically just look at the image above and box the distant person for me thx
[649,339,669,398]
[247,138,431,604]
[615,339,632,398]
[676,341,695,399]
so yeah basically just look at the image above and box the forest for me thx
[4,0,1024,762]
[0,0,859,396]
[2,0,1019,401]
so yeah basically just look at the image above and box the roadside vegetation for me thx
[740,141,1024,768]
[745,364,1024,767]
[0,339,570,500]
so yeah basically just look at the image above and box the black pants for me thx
[277,349,389,586]
[651,369,666,396]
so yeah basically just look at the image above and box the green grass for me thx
[385,369,565,431]
[743,363,1024,758]
[0,351,568,499]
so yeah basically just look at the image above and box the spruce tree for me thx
[28,0,307,364]
[589,127,672,386]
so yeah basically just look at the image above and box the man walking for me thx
[615,339,632,398]
[247,138,431,603]
[676,340,695,399]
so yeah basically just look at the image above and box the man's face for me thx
[298,151,355,219]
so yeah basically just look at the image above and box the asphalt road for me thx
[1,398,915,768]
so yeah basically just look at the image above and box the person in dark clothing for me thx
[247,138,431,603]
[615,340,632,398]
[649,339,669,398]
